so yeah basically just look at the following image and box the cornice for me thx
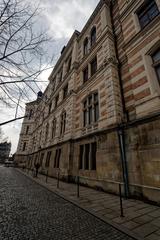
[79,0,111,40]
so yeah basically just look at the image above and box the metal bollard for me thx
[77,176,80,198]
[119,184,124,217]
[46,170,48,183]
[57,171,60,188]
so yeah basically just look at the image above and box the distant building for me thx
[0,142,11,163]
[15,0,160,203]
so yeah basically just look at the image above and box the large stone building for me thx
[15,0,160,203]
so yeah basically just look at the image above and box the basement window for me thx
[79,142,97,170]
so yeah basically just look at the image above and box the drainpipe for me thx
[117,127,129,198]
[110,1,129,197]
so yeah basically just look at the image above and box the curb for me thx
[16,169,144,240]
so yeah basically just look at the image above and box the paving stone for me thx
[150,217,160,227]
[155,229,160,235]
[0,167,134,240]
[122,221,139,230]
[148,210,160,218]
[145,233,160,240]
[133,215,153,224]
[133,223,159,238]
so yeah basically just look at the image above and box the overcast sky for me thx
[1,0,99,154]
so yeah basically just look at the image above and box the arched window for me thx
[84,37,89,55]
[60,111,66,135]
[90,26,96,47]
[152,48,160,83]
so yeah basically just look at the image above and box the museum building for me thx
[15,0,160,203]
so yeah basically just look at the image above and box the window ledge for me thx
[122,15,160,50]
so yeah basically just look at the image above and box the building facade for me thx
[15,0,160,203]
[0,142,11,163]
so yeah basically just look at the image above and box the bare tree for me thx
[0,0,54,116]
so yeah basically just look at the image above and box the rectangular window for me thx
[79,145,83,169]
[83,92,99,126]
[28,109,33,120]
[54,149,61,168]
[137,0,159,28]
[59,70,63,82]
[90,57,97,76]
[40,153,44,166]
[94,93,99,122]
[45,151,51,168]
[63,84,68,99]
[22,142,26,151]
[52,119,56,138]
[26,126,29,134]
[48,102,52,114]
[83,66,88,82]
[67,57,72,72]
[91,142,97,170]
[83,109,87,127]
[152,48,160,83]
[88,106,92,124]
[55,94,59,108]
[85,144,89,170]
[79,143,97,170]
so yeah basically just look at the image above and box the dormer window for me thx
[90,26,96,47]
[84,37,89,55]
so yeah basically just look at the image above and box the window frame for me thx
[55,94,59,108]
[83,92,99,127]
[63,84,68,99]
[45,151,51,168]
[90,56,97,77]
[60,111,66,136]
[22,142,26,151]
[52,118,57,139]
[137,0,159,29]
[83,65,89,83]
[90,26,96,47]
[45,123,49,141]
[152,47,160,83]
[54,149,61,168]
[79,142,97,171]
[26,126,29,134]
[83,37,89,55]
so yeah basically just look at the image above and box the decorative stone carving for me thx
[103,56,118,67]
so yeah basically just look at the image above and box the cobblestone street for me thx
[0,166,138,240]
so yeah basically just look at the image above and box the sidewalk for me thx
[19,169,160,240]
